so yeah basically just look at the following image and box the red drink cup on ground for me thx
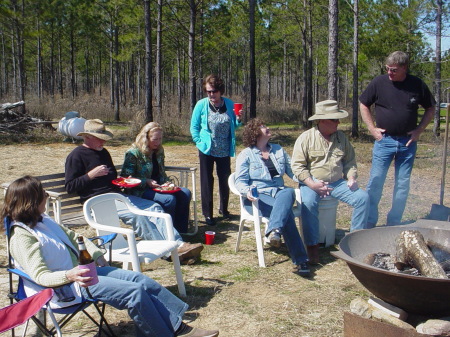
[205,231,216,245]
[233,103,243,116]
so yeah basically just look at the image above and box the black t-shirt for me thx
[359,74,435,136]
[262,156,278,179]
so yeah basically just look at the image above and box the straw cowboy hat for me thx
[77,119,114,140]
[308,100,348,121]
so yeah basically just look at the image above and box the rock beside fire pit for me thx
[417,318,450,336]
[349,298,450,336]
[350,298,415,331]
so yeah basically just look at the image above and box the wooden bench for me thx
[1,165,198,235]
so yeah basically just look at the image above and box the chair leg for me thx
[235,219,246,253]
[253,218,266,268]
[170,250,187,297]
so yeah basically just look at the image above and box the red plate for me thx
[112,177,141,188]
[153,187,181,194]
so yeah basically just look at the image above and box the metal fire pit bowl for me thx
[332,224,450,315]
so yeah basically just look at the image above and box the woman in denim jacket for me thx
[235,118,310,277]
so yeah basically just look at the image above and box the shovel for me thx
[429,104,450,221]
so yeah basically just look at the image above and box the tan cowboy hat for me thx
[308,100,348,121]
[76,119,114,140]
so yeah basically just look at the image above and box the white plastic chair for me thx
[83,193,186,297]
[228,173,269,267]
[228,173,303,268]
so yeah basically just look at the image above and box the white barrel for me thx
[58,117,86,139]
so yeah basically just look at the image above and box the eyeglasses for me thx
[206,89,219,94]
[327,119,339,123]
[385,65,398,73]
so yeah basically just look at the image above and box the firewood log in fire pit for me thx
[395,230,448,279]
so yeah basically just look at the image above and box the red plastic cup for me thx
[205,231,216,245]
[233,103,243,116]
[78,262,99,286]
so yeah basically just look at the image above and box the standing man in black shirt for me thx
[359,51,435,227]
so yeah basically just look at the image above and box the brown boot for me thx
[307,244,320,265]
[177,243,204,261]
[176,322,219,337]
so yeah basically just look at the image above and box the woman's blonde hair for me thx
[133,122,163,156]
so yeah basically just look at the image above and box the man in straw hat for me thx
[291,100,370,264]
[65,119,203,264]
[360,51,435,227]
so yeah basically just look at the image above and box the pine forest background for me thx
[0,0,449,136]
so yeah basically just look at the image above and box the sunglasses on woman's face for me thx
[206,89,219,94]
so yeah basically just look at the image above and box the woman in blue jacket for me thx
[190,74,241,226]
[235,118,310,277]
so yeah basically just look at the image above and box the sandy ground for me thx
[0,137,449,336]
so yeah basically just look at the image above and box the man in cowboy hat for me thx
[291,100,370,264]
[65,119,203,264]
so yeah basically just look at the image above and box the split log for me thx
[427,239,450,271]
[395,230,447,279]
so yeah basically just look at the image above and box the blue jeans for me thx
[115,194,183,243]
[300,179,369,246]
[366,135,417,226]
[81,266,188,337]
[142,187,192,234]
[244,187,308,265]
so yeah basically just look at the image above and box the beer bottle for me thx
[77,236,93,265]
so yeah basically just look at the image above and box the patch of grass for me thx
[221,266,260,282]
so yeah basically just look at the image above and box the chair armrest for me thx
[8,268,36,283]
[165,166,196,172]
[120,205,176,241]
[89,233,117,247]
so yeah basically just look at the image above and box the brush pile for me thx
[0,101,54,134]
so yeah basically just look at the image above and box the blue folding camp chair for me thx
[4,216,117,337]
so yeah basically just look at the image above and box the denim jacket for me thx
[190,97,240,157]
[235,143,297,198]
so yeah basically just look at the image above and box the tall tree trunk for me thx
[188,0,197,112]
[114,27,120,121]
[58,38,63,97]
[50,25,55,98]
[70,27,76,99]
[283,40,287,108]
[249,0,256,118]
[177,47,182,117]
[37,20,42,99]
[433,0,442,137]
[267,33,271,105]
[351,0,359,138]
[155,0,162,119]
[328,0,338,100]
[12,0,26,112]
[144,0,153,123]
[0,29,6,96]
